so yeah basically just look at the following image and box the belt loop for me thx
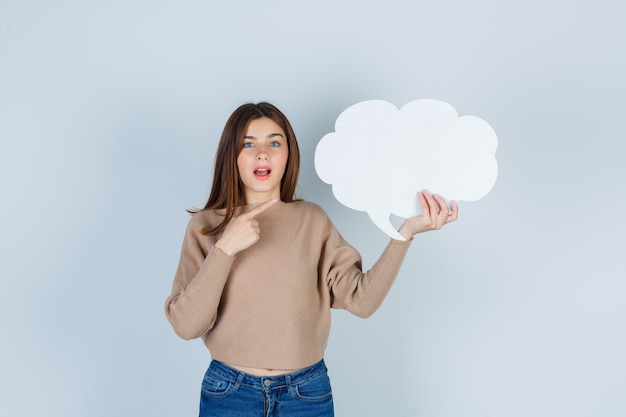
[232,372,244,391]
[285,374,294,394]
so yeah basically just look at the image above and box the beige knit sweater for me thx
[165,201,412,369]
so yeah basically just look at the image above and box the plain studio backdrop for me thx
[1,1,624,416]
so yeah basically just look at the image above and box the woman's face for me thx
[237,117,289,204]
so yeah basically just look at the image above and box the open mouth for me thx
[253,167,271,179]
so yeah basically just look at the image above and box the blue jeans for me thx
[199,359,334,417]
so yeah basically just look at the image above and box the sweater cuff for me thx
[199,245,235,279]
[388,236,413,249]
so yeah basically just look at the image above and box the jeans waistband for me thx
[208,359,327,392]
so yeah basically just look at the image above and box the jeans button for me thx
[263,379,271,387]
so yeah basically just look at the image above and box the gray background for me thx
[1,1,624,416]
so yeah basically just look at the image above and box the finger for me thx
[246,198,277,218]
[417,191,431,217]
[422,190,440,217]
[433,194,450,216]
[445,200,459,223]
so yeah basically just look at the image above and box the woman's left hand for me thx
[398,190,458,240]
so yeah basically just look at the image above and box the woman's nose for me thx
[256,150,268,160]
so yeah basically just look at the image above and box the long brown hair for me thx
[193,102,301,235]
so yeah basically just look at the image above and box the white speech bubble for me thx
[315,99,498,240]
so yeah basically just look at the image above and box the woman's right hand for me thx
[214,199,277,256]
[397,190,458,239]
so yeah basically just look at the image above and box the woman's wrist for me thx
[215,239,235,257]
[398,223,414,240]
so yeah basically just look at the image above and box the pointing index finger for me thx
[246,198,277,218]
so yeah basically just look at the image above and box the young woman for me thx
[165,102,458,417]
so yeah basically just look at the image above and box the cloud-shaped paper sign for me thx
[315,99,498,240]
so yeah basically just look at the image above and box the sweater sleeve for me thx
[321,216,413,318]
[164,214,235,340]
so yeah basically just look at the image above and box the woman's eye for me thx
[269,141,281,147]
[243,142,253,148]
